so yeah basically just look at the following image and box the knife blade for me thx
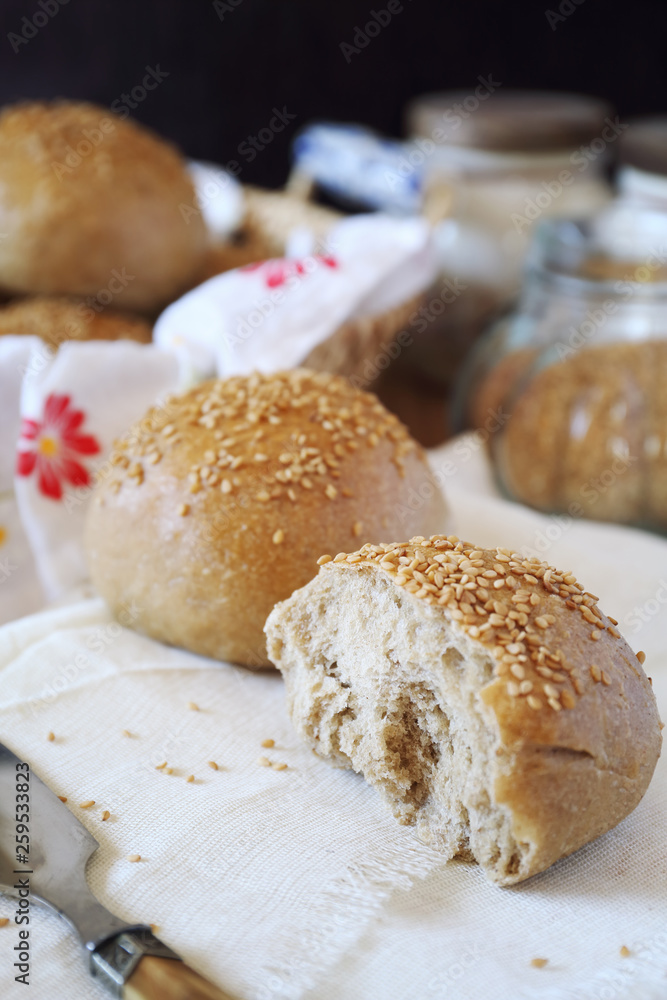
[0,741,235,999]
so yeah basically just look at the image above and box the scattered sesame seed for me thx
[101,810,110,821]
[207,761,219,770]
[127,855,141,863]
[186,775,195,783]
[188,702,199,711]
[272,529,285,545]
[530,958,548,968]
[178,503,190,516]
[620,946,631,958]
[0,918,9,928]
[637,650,646,664]
[79,800,95,809]
[257,756,271,767]
[261,739,275,748]
[47,731,55,742]
[155,761,167,770]
[272,762,288,771]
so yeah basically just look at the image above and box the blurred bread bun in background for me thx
[0,295,152,344]
[0,101,209,314]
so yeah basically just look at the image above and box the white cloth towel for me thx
[0,437,665,1000]
[0,338,180,619]
[153,214,437,384]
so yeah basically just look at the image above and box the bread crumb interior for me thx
[278,569,527,881]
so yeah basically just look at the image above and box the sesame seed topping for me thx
[317,554,333,565]
[315,535,629,716]
[561,690,576,709]
[272,529,285,545]
[102,372,417,512]
[178,503,190,516]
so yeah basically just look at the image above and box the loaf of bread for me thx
[0,101,208,313]
[0,296,151,345]
[84,370,448,666]
[265,534,662,885]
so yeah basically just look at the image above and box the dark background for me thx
[1,0,666,187]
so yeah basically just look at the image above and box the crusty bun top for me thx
[0,101,208,314]
[85,369,448,666]
[315,534,657,735]
[0,296,151,344]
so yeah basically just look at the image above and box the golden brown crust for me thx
[316,534,661,881]
[84,370,448,666]
[0,101,208,313]
[0,296,151,345]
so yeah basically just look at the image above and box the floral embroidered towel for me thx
[153,213,437,383]
[10,339,179,609]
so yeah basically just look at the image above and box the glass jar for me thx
[402,91,614,389]
[456,213,667,531]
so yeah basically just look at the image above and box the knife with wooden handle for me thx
[0,741,235,999]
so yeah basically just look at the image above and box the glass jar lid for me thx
[405,90,613,153]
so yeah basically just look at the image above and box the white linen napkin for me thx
[9,339,180,611]
[153,214,437,384]
[0,439,665,1000]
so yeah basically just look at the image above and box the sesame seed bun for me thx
[265,534,662,885]
[0,296,151,344]
[0,101,208,314]
[84,370,448,666]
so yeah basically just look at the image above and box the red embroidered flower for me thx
[241,255,338,288]
[16,393,101,501]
